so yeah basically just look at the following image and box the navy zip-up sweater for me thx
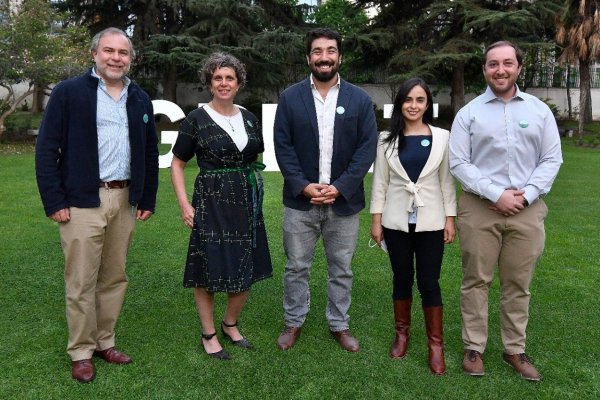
[35,69,159,217]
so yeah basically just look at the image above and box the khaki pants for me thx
[59,188,135,361]
[457,192,547,354]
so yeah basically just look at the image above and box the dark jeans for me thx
[383,225,445,307]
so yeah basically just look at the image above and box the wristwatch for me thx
[523,198,529,207]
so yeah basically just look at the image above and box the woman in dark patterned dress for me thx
[171,52,272,360]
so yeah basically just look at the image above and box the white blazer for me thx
[370,125,457,232]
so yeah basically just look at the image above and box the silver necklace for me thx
[210,102,237,133]
[225,115,235,133]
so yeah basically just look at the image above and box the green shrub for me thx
[5,112,42,132]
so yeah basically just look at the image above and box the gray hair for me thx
[90,27,136,59]
[199,52,247,88]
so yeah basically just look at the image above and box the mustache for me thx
[315,61,334,67]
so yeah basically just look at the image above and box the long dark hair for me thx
[384,77,434,150]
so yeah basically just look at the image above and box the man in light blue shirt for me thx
[36,27,159,383]
[449,41,562,381]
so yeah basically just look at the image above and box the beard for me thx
[310,61,339,83]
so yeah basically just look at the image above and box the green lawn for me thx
[1,141,599,399]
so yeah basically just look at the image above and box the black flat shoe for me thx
[221,321,254,350]
[201,332,231,360]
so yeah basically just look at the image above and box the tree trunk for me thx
[566,65,572,120]
[578,58,591,139]
[387,83,398,104]
[31,82,45,114]
[161,64,178,103]
[450,61,465,117]
[579,58,592,124]
[0,89,35,138]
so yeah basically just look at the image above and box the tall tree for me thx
[55,0,309,102]
[0,0,88,137]
[556,0,600,137]
[314,0,369,36]
[353,0,561,115]
[55,0,135,33]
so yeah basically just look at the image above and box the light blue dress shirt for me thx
[92,68,131,181]
[449,85,563,205]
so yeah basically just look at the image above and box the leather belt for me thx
[99,180,130,189]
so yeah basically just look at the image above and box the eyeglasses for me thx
[368,238,388,253]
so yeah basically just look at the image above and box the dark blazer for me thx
[274,77,377,216]
[35,69,159,216]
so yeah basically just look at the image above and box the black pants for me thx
[383,225,445,307]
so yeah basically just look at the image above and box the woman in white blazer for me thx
[370,78,456,375]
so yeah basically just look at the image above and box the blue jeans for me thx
[282,206,359,331]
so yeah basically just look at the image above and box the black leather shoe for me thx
[201,332,231,360]
[221,321,254,350]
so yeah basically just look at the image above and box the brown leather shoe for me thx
[277,326,301,350]
[71,359,96,383]
[463,350,485,376]
[502,352,541,381]
[330,329,360,352]
[94,347,132,365]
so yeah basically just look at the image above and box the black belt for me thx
[99,180,130,189]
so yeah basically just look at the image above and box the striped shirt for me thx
[311,74,340,185]
[92,68,131,181]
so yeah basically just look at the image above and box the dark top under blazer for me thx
[274,77,377,216]
[35,69,159,216]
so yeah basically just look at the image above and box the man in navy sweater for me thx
[35,27,159,383]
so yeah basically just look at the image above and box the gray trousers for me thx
[282,206,359,331]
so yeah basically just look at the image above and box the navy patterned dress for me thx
[172,107,272,293]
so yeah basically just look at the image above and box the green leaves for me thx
[0,0,88,86]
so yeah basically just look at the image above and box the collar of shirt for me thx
[91,68,131,100]
[482,84,525,104]
[310,73,341,90]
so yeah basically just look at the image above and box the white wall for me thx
[6,80,598,120]
[359,84,599,120]
[171,82,599,120]
[526,87,600,119]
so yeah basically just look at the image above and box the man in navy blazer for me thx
[274,28,377,352]
[36,28,158,383]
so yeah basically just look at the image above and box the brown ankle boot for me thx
[424,306,446,375]
[390,299,412,359]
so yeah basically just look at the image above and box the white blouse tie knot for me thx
[404,181,424,212]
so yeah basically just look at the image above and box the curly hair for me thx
[199,52,247,88]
